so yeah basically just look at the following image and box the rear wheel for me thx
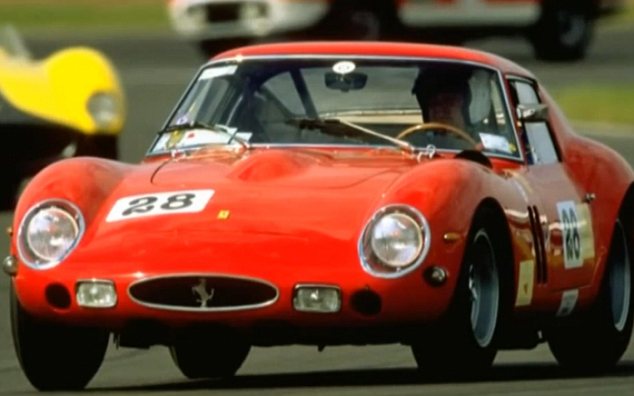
[546,219,634,372]
[170,329,250,379]
[10,284,109,390]
[412,213,501,377]
[530,2,594,61]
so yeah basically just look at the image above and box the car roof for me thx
[213,41,535,79]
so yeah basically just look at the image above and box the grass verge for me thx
[553,85,634,126]
[0,0,168,31]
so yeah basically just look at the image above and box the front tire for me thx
[0,174,21,211]
[170,329,250,380]
[546,219,634,372]
[10,284,109,390]
[76,134,119,159]
[412,214,501,377]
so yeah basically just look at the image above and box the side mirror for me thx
[516,103,549,122]
[324,71,367,92]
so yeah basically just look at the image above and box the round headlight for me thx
[87,92,120,130]
[371,213,423,267]
[359,205,430,278]
[18,200,84,269]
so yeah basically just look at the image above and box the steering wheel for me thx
[396,122,478,147]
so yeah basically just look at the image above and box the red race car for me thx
[5,41,633,390]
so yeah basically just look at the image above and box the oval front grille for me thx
[128,275,278,312]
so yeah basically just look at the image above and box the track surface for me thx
[1,22,634,395]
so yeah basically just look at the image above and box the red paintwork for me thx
[215,41,533,77]
[10,41,634,346]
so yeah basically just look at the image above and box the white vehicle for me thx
[167,0,624,61]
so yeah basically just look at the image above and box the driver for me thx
[410,67,481,148]
[425,84,468,131]
[401,65,483,150]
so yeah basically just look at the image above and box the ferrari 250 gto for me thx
[5,41,633,390]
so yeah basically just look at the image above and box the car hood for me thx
[152,148,410,189]
[84,148,417,258]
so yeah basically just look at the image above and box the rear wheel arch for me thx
[598,182,634,288]
[545,184,634,372]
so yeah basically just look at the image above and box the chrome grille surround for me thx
[128,273,279,312]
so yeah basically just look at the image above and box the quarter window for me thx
[511,80,559,165]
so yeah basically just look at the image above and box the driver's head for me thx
[412,67,472,129]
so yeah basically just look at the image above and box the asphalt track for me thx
[1,22,634,395]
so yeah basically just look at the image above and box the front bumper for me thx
[12,251,461,345]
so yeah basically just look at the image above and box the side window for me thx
[511,80,559,165]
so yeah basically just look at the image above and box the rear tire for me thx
[546,219,634,373]
[10,284,109,390]
[530,2,594,61]
[412,212,501,377]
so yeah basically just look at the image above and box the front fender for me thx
[366,158,520,309]
[11,157,133,255]
[380,158,508,236]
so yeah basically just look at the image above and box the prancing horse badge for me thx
[191,278,215,308]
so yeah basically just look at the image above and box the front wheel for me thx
[11,284,109,390]
[0,174,21,211]
[546,219,633,372]
[76,134,119,159]
[412,216,501,377]
[170,329,251,379]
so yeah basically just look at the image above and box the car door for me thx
[508,78,597,311]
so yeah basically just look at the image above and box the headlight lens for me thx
[87,92,119,130]
[18,200,84,269]
[359,205,430,278]
[371,213,423,267]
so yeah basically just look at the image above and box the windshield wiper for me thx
[289,117,416,154]
[161,121,250,150]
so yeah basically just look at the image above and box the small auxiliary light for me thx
[293,285,341,313]
[76,280,117,308]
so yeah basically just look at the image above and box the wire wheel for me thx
[412,214,503,377]
[468,230,500,348]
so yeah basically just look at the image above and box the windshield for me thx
[150,57,519,159]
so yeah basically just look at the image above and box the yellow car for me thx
[0,26,125,210]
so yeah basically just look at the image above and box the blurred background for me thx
[1,0,633,164]
[1,1,634,394]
